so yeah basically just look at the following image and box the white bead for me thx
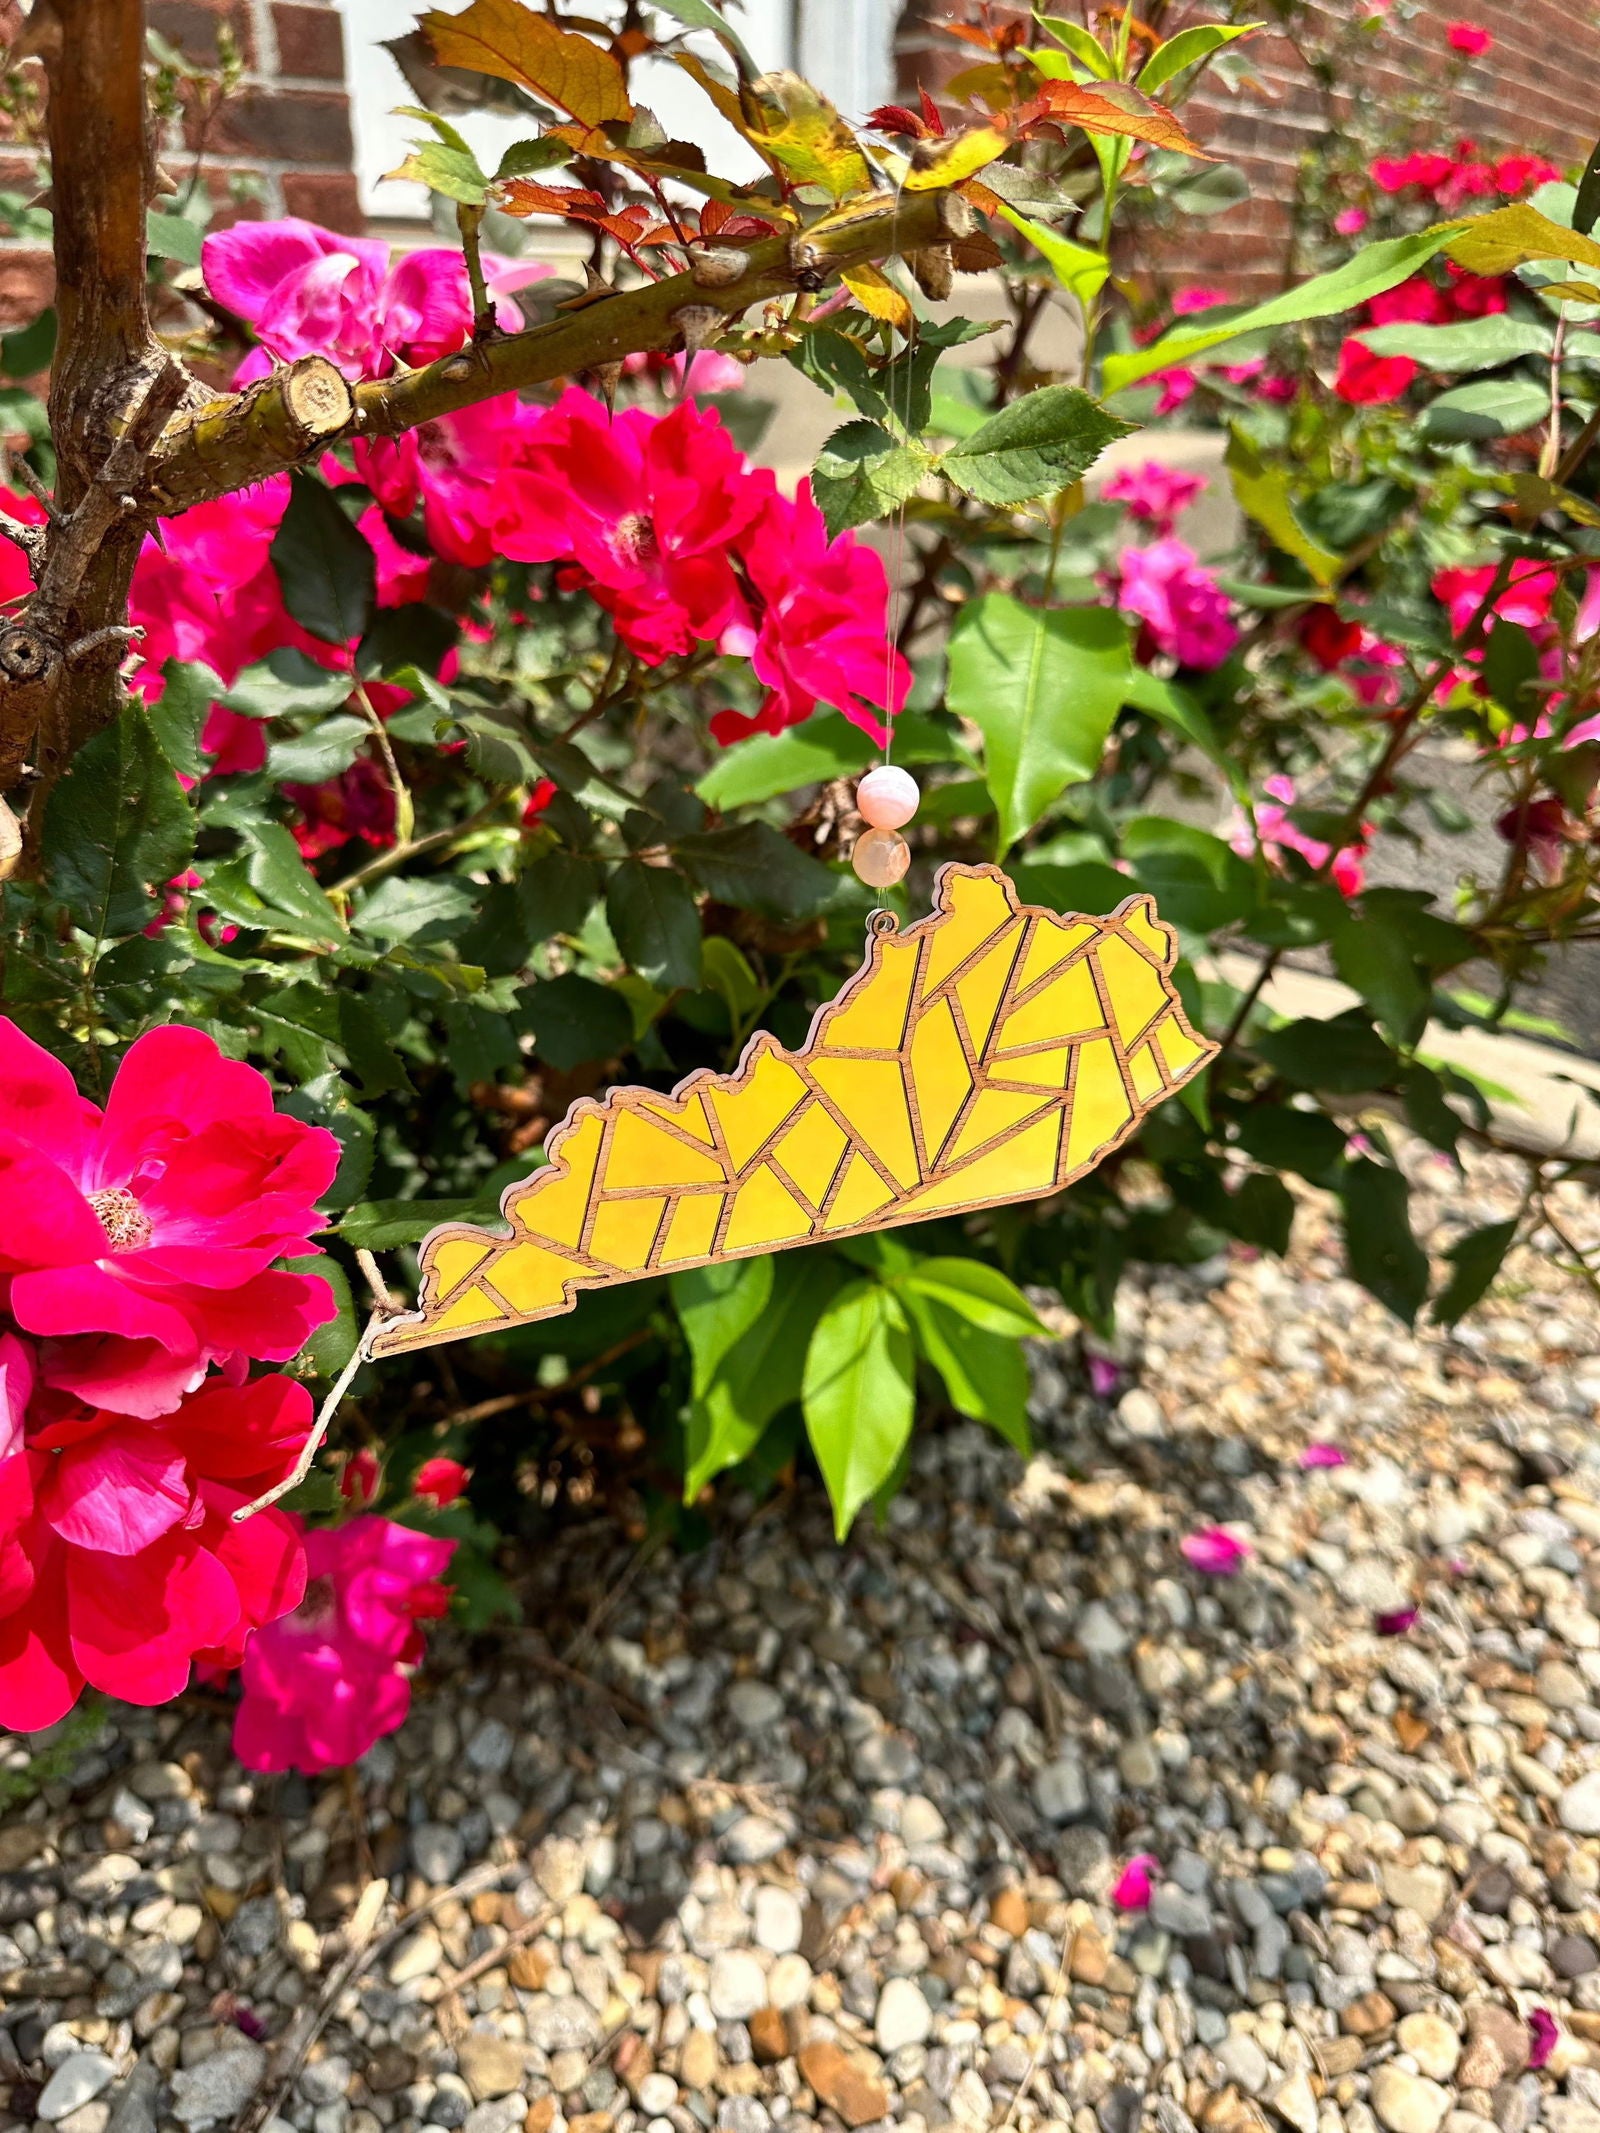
[856,765,919,830]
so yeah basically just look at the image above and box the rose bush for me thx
[1,0,1598,1766]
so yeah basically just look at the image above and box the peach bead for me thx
[856,765,919,830]
[851,827,911,887]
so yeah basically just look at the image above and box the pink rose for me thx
[1102,460,1207,538]
[232,1516,456,1773]
[1114,539,1238,670]
[0,1020,340,1416]
[1446,20,1492,55]
[0,1349,310,1732]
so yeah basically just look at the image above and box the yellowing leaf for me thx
[944,61,1016,112]
[903,126,1010,190]
[1509,473,1600,529]
[747,71,872,201]
[1032,78,1211,159]
[842,263,913,329]
[420,0,631,129]
[1441,202,1600,277]
[674,48,748,129]
[1225,429,1342,587]
[1539,279,1600,303]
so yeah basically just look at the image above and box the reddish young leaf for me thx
[1024,78,1211,158]
[496,179,655,249]
[867,102,935,140]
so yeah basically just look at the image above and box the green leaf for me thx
[941,384,1132,506]
[1330,912,1429,1046]
[522,971,632,1070]
[1421,376,1550,441]
[265,714,370,784]
[1120,667,1234,786]
[1432,1215,1518,1324]
[356,873,477,943]
[1576,137,1600,239]
[1482,616,1542,711]
[42,706,193,947]
[439,998,521,1092]
[901,1291,1031,1453]
[271,472,376,645]
[1224,1170,1294,1254]
[149,659,222,781]
[788,324,892,428]
[281,1072,374,1209]
[996,204,1109,306]
[205,821,344,943]
[811,420,932,539]
[1357,315,1553,369]
[283,1253,360,1378]
[1136,20,1257,92]
[0,308,55,378]
[1400,1060,1462,1155]
[803,1279,916,1539]
[696,710,968,809]
[1253,1009,1395,1093]
[1225,428,1342,587]
[675,822,836,919]
[900,1256,1046,1337]
[1032,15,1115,75]
[221,647,355,721]
[1232,1104,1346,1184]
[1103,229,1453,393]
[677,1252,842,1498]
[520,848,600,940]
[392,137,491,206]
[337,1195,503,1249]
[1340,1157,1429,1326]
[947,593,1133,851]
[337,992,412,1097]
[147,209,203,265]
[1123,820,1257,933]
[606,858,702,991]
[495,136,574,180]
[650,0,757,72]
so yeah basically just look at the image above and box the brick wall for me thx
[896,0,1600,301]
[0,0,360,330]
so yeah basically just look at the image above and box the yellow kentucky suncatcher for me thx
[362,865,1214,1359]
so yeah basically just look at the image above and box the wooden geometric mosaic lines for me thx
[363,864,1216,1359]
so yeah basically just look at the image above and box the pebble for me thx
[875,1977,932,2053]
[1371,2067,1452,2133]
[709,1951,768,2021]
[456,2035,528,2101]
[20,1148,1600,2133]
[39,2055,116,2123]
[169,2045,267,2126]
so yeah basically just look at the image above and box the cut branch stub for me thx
[148,188,958,510]
[150,356,356,516]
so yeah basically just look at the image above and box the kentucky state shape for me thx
[364,864,1215,1359]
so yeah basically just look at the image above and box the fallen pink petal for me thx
[1181,1528,1252,1576]
[1112,1855,1159,1910]
[1375,1607,1419,1636]
[1528,2008,1559,2069]
[1300,1443,1349,1469]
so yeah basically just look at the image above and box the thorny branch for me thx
[0,0,971,847]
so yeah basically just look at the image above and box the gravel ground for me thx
[10,1148,1600,2133]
